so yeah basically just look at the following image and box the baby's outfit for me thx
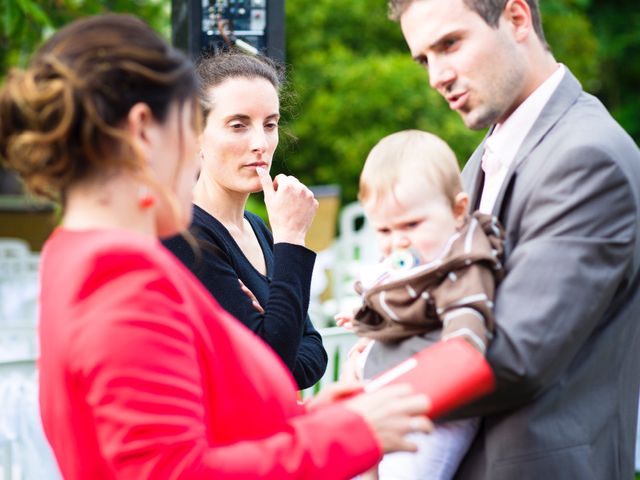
[352,212,504,480]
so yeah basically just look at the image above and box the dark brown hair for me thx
[195,50,285,120]
[0,14,198,201]
[388,0,547,47]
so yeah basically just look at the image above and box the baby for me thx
[342,130,504,480]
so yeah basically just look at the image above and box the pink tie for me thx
[481,144,501,176]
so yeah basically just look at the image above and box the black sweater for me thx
[163,205,327,389]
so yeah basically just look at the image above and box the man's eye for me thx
[442,38,458,51]
[230,123,246,130]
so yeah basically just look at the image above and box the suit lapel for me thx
[462,133,491,210]
[491,70,584,217]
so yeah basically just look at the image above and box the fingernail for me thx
[256,166,265,175]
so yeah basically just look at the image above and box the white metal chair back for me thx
[0,238,59,479]
[301,327,357,399]
[330,202,380,314]
[0,239,39,329]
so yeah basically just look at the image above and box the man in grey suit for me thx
[389,0,640,477]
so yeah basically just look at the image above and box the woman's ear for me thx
[453,192,470,228]
[126,102,155,164]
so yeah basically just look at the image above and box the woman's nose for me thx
[250,128,267,154]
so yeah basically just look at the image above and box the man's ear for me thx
[503,0,533,43]
[453,192,470,228]
[126,102,155,164]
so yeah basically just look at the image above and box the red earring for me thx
[138,186,156,209]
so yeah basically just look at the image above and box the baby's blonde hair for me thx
[358,130,462,208]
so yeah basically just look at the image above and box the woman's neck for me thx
[62,175,156,237]
[193,176,249,230]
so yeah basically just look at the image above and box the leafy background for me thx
[281,0,638,203]
[1,0,639,208]
[2,3,638,469]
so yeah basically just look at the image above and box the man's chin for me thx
[461,109,498,131]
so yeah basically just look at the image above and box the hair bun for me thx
[0,14,198,202]
[0,62,79,199]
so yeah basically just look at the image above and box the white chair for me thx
[309,202,380,326]
[332,202,380,307]
[1,440,12,480]
[301,327,358,398]
[0,369,60,480]
[0,239,39,332]
[304,203,378,395]
[0,238,60,479]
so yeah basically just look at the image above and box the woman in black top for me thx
[164,52,327,389]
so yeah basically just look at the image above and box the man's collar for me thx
[487,64,565,163]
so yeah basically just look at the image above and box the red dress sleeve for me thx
[61,246,380,479]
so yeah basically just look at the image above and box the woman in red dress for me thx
[0,13,431,479]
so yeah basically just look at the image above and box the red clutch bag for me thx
[363,338,495,419]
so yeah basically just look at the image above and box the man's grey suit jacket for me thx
[455,69,640,479]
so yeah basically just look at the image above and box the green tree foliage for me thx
[0,0,169,193]
[281,45,485,202]
[586,0,640,141]
[541,1,600,89]
[281,0,637,204]
[1,0,637,205]
[0,0,169,76]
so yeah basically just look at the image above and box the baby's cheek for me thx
[417,239,447,262]
[376,237,392,256]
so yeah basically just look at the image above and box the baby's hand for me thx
[334,311,355,330]
[341,337,372,383]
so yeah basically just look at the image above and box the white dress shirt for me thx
[478,64,566,214]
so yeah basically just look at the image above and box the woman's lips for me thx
[246,161,268,168]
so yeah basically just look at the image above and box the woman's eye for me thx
[265,122,278,130]
[230,123,246,130]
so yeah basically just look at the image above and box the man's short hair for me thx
[388,0,547,47]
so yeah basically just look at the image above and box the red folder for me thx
[363,338,495,419]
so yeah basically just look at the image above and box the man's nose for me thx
[428,58,456,91]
